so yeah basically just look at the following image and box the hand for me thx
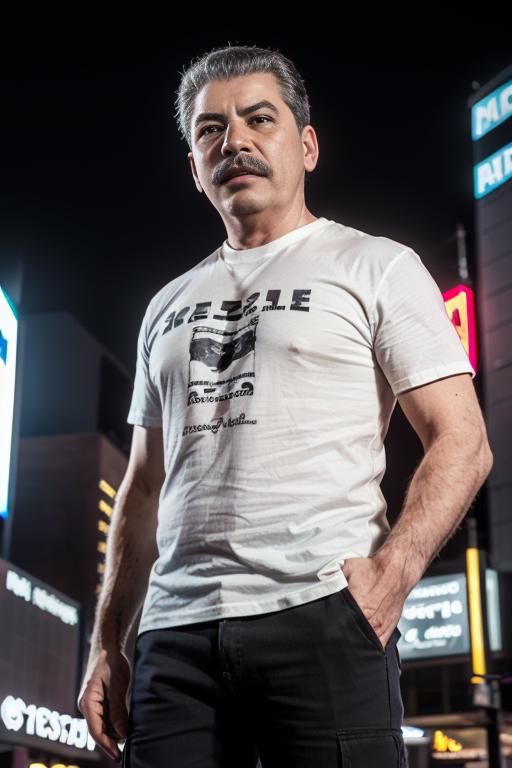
[77,647,132,763]
[341,556,405,650]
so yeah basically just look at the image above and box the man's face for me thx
[187,72,318,220]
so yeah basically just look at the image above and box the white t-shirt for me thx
[127,216,475,634]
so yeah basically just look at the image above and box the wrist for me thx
[90,624,123,655]
[372,542,424,595]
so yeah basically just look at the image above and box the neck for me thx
[223,207,318,251]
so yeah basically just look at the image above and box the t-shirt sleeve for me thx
[126,303,163,427]
[370,247,476,397]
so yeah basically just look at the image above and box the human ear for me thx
[302,126,319,174]
[187,151,203,194]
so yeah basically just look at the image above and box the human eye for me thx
[198,124,221,138]
[198,115,272,140]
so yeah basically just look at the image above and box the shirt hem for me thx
[391,360,475,396]
[127,411,163,427]
[136,573,349,635]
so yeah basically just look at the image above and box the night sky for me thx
[1,27,510,374]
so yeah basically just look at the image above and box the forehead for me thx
[191,72,287,116]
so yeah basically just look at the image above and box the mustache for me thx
[214,157,271,185]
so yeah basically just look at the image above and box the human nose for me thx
[220,119,253,157]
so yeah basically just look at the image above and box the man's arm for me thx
[341,372,493,649]
[372,372,493,591]
[78,424,165,762]
[89,424,164,654]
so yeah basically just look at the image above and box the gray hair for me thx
[173,43,311,149]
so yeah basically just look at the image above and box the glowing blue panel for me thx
[473,140,512,198]
[472,79,512,140]
[0,286,18,519]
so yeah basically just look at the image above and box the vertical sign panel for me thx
[0,285,18,520]
[468,63,512,571]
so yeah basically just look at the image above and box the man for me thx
[78,44,493,767]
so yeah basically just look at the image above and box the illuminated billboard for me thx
[397,570,501,662]
[0,558,98,759]
[0,284,18,520]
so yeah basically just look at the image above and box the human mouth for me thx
[223,173,263,185]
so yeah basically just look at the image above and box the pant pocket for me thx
[395,642,402,674]
[337,725,408,767]
[340,588,386,654]
[121,737,130,768]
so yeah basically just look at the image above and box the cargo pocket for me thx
[337,725,408,767]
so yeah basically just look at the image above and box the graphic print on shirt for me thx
[187,315,258,405]
[177,287,312,436]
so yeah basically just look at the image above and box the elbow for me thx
[461,432,493,482]
[478,436,493,480]
[482,446,494,478]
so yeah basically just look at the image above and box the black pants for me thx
[122,587,408,767]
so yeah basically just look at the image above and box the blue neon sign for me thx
[472,79,512,140]
[0,286,18,519]
[473,140,512,198]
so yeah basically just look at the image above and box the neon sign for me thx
[1,695,95,751]
[471,79,512,140]
[473,140,512,198]
[442,284,477,374]
[6,569,79,626]
[0,284,17,519]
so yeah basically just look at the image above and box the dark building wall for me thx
[19,310,133,454]
[9,432,145,661]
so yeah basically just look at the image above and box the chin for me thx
[225,193,272,216]
[230,202,268,216]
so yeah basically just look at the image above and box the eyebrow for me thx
[193,100,280,131]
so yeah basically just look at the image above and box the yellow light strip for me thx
[466,546,486,680]
[98,519,109,534]
[98,498,113,517]
[99,478,117,498]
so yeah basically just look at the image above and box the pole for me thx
[466,517,503,767]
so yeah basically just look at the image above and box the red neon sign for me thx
[442,284,477,375]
